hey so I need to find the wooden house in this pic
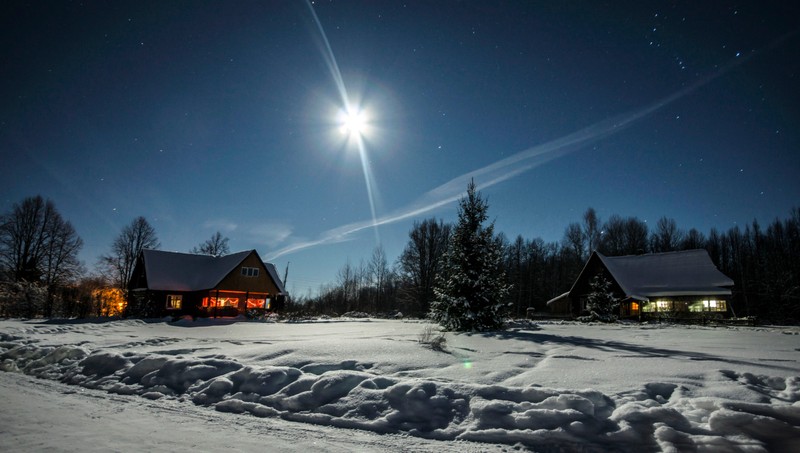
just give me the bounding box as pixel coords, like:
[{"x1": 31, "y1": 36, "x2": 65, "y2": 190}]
[
  {"x1": 547, "y1": 249, "x2": 734, "y2": 320},
  {"x1": 128, "y1": 249, "x2": 286, "y2": 317}
]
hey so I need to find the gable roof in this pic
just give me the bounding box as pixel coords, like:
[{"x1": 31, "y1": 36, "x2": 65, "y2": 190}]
[
  {"x1": 574, "y1": 249, "x2": 733, "y2": 300},
  {"x1": 263, "y1": 262, "x2": 286, "y2": 294},
  {"x1": 139, "y1": 249, "x2": 280, "y2": 292}
]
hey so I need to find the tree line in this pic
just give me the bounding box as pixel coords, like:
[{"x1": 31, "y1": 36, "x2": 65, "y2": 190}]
[
  {"x1": 298, "y1": 205, "x2": 800, "y2": 323},
  {"x1": 2, "y1": 193, "x2": 798, "y2": 322},
  {"x1": 0, "y1": 195, "x2": 231, "y2": 318}
]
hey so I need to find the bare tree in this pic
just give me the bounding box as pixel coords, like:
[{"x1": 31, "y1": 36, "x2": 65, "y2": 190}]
[
  {"x1": 100, "y1": 216, "x2": 159, "y2": 290},
  {"x1": 504, "y1": 235, "x2": 526, "y2": 317},
  {"x1": 368, "y1": 245, "x2": 389, "y2": 313},
  {"x1": 191, "y1": 231, "x2": 230, "y2": 257},
  {"x1": 398, "y1": 218, "x2": 451, "y2": 316},
  {"x1": 562, "y1": 222, "x2": 585, "y2": 261},
  {"x1": 40, "y1": 215, "x2": 84, "y2": 316},
  {"x1": 624, "y1": 217, "x2": 649, "y2": 255},
  {"x1": 336, "y1": 259, "x2": 362, "y2": 313},
  {"x1": 599, "y1": 215, "x2": 648, "y2": 256},
  {"x1": 0, "y1": 195, "x2": 84, "y2": 316},
  {"x1": 650, "y1": 216, "x2": 684, "y2": 253},
  {"x1": 681, "y1": 228, "x2": 707, "y2": 250},
  {"x1": 599, "y1": 214, "x2": 626, "y2": 256},
  {"x1": 582, "y1": 207, "x2": 601, "y2": 255},
  {"x1": 0, "y1": 195, "x2": 55, "y2": 282}
]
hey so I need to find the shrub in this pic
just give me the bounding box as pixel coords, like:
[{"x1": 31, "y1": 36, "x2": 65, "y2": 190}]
[{"x1": 418, "y1": 325, "x2": 447, "y2": 352}]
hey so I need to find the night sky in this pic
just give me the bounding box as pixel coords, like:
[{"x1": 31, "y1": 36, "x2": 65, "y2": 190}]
[{"x1": 2, "y1": 1, "x2": 798, "y2": 295}]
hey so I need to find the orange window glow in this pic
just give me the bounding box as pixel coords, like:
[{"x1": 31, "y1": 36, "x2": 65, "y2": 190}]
[{"x1": 247, "y1": 298, "x2": 265, "y2": 309}]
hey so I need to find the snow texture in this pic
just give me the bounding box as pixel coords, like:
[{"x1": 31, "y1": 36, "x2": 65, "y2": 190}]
[
  {"x1": 597, "y1": 249, "x2": 734, "y2": 298},
  {"x1": 1, "y1": 318, "x2": 799, "y2": 452}
]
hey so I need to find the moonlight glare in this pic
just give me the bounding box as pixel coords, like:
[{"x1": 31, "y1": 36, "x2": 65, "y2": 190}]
[
  {"x1": 340, "y1": 108, "x2": 366, "y2": 136},
  {"x1": 306, "y1": 0, "x2": 381, "y2": 243},
  {"x1": 266, "y1": 44, "x2": 762, "y2": 261}
]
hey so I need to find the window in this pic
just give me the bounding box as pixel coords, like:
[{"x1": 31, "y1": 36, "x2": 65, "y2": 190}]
[
  {"x1": 218, "y1": 297, "x2": 239, "y2": 307},
  {"x1": 241, "y1": 267, "x2": 259, "y2": 277},
  {"x1": 202, "y1": 297, "x2": 240, "y2": 307},
  {"x1": 689, "y1": 300, "x2": 727, "y2": 312},
  {"x1": 166, "y1": 294, "x2": 182, "y2": 310},
  {"x1": 246, "y1": 298, "x2": 265, "y2": 309}
]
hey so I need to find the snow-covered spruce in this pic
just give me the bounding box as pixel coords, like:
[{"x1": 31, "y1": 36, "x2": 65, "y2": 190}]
[
  {"x1": 584, "y1": 273, "x2": 620, "y2": 323},
  {"x1": 430, "y1": 181, "x2": 511, "y2": 332}
]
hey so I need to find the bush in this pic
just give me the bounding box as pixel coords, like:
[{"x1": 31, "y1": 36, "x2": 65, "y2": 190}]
[
  {"x1": 0, "y1": 281, "x2": 47, "y2": 318},
  {"x1": 418, "y1": 325, "x2": 447, "y2": 352}
]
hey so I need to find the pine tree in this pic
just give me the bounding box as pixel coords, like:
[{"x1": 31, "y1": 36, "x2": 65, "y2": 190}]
[
  {"x1": 585, "y1": 273, "x2": 619, "y2": 322},
  {"x1": 430, "y1": 180, "x2": 511, "y2": 331}
]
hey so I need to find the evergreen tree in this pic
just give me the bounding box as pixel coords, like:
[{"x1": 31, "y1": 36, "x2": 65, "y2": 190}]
[
  {"x1": 430, "y1": 180, "x2": 511, "y2": 331},
  {"x1": 585, "y1": 273, "x2": 619, "y2": 322}
]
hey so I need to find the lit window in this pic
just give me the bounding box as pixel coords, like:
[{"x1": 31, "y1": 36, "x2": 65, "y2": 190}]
[
  {"x1": 166, "y1": 294, "x2": 182, "y2": 310},
  {"x1": 246, "y1": 298, "x2": 265, "y2": 309},
  {"x1": 689, "y1": 299, "x2": 727, "y2": 312},
  {"x1": 202, "y1": 297, "x2": 240, "y2": 307},
  {"x1": 218, "y1": 297, "x2": 239, "y2": 307}
]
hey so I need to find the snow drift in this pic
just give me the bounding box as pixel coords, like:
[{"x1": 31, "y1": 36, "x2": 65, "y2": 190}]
[{"x1": 1, "y1": 319, "x2": 799, "y2": 451}]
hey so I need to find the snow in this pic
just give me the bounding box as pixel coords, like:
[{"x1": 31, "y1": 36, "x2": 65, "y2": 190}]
[
  {"x1": 1, "y1": 318, "x2": 799, "y2": 451},
  {"x1": 596, "y1": 249, "x2": 734, "y2": 298}
]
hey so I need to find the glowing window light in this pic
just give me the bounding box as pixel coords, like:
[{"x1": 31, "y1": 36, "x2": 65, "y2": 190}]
[
  {"x1": 93, "y1": 287, "x2": 126, "y2": 317},
  {"x1": 202, "y1": 297, "x2": 240, "y2": 307},
  {"x1": 246, "y1": 298, "x2": 265, "y2": 309},
  {"x1": 656, "y1": 300, "x2": 671, "y2": 310},
  {"x1": 166, "y1": 294, "x2": 182, "y2": 310}
]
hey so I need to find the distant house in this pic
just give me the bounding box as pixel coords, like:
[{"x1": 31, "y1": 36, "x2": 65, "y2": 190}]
[
  {"x1": 128, "y1": 249, "x2": 286, "y2": 317},
  {"x1": 547, "y1": 249, "x2": 734, "y2": 320}
]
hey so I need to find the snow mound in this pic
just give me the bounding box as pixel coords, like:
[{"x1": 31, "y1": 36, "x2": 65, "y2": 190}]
[{"x1": 2, "y1": 331, "x2": 798, "y2": 452}]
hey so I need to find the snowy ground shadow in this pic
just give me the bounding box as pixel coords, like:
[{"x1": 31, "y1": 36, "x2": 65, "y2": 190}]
[{"x1": 472, "y1": 329, "x2": 798, "y2": 372}]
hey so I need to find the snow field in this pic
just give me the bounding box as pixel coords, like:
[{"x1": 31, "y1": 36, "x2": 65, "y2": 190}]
[{"x1": 1, "y1": 319, "x2": 799, "y2": 452}]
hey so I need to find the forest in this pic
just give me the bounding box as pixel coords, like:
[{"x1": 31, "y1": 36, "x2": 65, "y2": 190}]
[
  {"x1": 1, "y1": 195, "x2": 798, "y2": 323},
  {"x1": 296, "y1": 206, "x2": 800, "y2": 323}
]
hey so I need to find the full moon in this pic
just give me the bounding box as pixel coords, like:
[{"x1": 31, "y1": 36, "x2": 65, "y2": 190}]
[{"x1": 340, "y1": 109, "x2": 366, "y2": 136}]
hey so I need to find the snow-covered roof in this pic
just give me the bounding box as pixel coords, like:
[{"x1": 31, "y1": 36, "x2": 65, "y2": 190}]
[
  {"x1": 141, "y1": 249, "x2": 273, "y2": 292},
  {"x1": 597, "y1": 249, "x2": 734, "y2": 299},
  {"x1": 546, "y1": 292, "x2": 570, "y2": 306}
]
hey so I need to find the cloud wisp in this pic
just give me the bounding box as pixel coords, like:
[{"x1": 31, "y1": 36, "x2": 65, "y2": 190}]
[{"x1": 266, "y1": 33, "x2": 775, "y2": 261}]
